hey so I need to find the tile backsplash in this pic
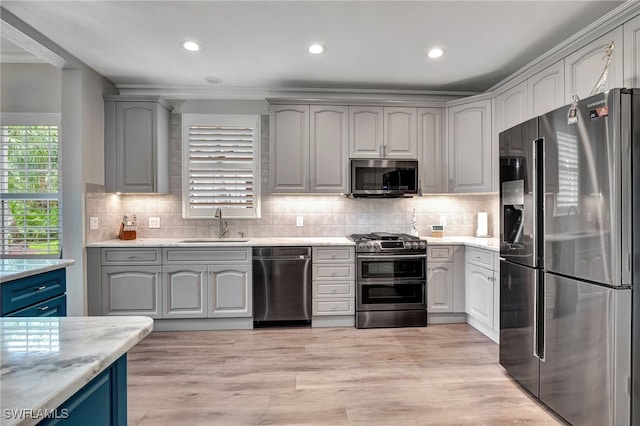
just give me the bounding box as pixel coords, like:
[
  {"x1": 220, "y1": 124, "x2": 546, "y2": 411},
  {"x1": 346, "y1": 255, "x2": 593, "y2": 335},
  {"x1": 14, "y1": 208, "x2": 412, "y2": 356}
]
[{"x1": 86, "y1": 113, "x2": 499, "y2": 243}]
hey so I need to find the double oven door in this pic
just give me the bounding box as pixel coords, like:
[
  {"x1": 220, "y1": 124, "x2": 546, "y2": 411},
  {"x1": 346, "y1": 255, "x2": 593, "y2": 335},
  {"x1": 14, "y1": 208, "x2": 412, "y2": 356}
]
[{"x1": 356, "y1": 253, "x2": 426, "y2": 311}]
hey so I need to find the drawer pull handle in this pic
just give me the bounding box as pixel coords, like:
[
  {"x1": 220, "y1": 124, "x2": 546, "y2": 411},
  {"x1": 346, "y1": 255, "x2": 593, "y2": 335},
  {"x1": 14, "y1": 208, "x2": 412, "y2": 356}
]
[
  {"x1": 38, "y1": 306, "x2": 49, "y2": 311},
  {"x1": 332, "y1": 289, "x2": 337, "y2": 293},
  {"x1": 35, "y1": 285, "x2": 47, "y2": 291},
  {"x1": 127, "y1": 256, "x2": 139, "y2": 259}
]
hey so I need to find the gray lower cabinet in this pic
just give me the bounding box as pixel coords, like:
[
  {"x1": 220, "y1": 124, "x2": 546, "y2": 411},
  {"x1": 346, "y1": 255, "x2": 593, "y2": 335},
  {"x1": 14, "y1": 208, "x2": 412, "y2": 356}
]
[
  {"x1": 162, "y1": 265, "x2": 207, "y2": 318},
  {"x1": 87, "y1": 247, "x2": 252, "y2": 322},
  {"x1": 102, "y1": 266, "x2": 162, "y2": 318},
  {"x1": 208, "y1": 264, "x2": 252, "y2": 318},
  {"x1": 426, "y1": 245, "x2": 465, "y2": 318},
  {"x1": 465, "y1": 246, "x2": 500, "y2": 342}
]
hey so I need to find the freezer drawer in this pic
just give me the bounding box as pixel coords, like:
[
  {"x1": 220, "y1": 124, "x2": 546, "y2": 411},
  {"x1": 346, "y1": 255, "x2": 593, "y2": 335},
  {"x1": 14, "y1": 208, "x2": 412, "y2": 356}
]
[
  {"x1": 540, "y1": 273, "x2": 631, "y2": 426},
  {"x1": 499, "y1": 260, "x2": 539, "y2": 397}
]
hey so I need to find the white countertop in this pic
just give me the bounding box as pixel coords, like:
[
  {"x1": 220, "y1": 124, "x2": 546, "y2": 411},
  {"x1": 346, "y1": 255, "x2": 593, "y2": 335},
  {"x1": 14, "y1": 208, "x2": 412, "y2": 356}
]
[
  {"x1": 86, "y1": 237, "x2": 355, "y2": 248},
  {"x1": 0, "y1": 259, "x2": 76, "y2": 284},
  {"x1": 424, "y1": 236, "x2": 499, "y2": 252},
  {"x1": 86, "y1": 236, "x2": 500, "y2": 251},
  {"x1": 0, "y1": 316, "x2": 153, "y2": 426}
]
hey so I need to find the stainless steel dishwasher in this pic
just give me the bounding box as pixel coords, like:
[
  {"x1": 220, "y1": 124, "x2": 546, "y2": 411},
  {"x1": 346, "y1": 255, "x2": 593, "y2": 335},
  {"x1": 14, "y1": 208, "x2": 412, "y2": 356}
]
[{"x1": 252, "y1": 247, "x2": 312, "y2": 326}]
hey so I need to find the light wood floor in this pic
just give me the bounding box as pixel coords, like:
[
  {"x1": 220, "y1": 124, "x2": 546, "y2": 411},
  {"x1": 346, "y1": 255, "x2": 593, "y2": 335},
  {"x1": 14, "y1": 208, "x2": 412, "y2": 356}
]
[{"x1": 127, "y1": 324, "x2": 563, "y2": 425}]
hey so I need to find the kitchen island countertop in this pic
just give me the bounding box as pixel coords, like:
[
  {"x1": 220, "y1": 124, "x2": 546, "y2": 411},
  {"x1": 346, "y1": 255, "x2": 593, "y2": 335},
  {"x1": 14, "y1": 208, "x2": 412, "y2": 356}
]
[
  {"x1": 0, "y1": 259, "x2": 75, "y2": 284},
  {"x1": 0, "y1": 315, "x2": 153, "y2": 426}
]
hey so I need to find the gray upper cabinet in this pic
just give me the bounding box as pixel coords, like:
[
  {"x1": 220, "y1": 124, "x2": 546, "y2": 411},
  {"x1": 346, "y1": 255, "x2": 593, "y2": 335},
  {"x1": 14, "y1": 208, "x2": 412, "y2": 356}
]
[
  {"x1": 269, "y1": 105, "x2": 310, "y2": 193},
  {"x1": 447, "y1": 99, "x2": 492, "y2": 193},
  {"x1": 494, "y1": 81, "x2": 528, "y2": 134},
  {"x1": 104, "y1": 96, "x2": 172, "y2": 194},
  {"x1": 270, "y1": 104, "x2": 348, "y2": 194},
  {"x1": 528, "y1": 60, "x2": 565, "y2": 117},
  {"x1": 383, "y1": 107, "x2": 418, "y2": 159},
  {"x1": 624, "y1": 14, "x2": 640, "y2": 88},
  {"x1": 310, "y1": 105, "x2": 349, "y2": 193},
  {"x1": 417, "y1": 108, "x2": 444, "y2": 193},
  {"x1": 349, "y1": 106, "x2": 417, "y2": 159},
  {"x1": 564, "y1": 27, "x2": 624, "y2": 103},
  {"x1": 348, "y1": 106, "x2": 384, "y2": 158}
]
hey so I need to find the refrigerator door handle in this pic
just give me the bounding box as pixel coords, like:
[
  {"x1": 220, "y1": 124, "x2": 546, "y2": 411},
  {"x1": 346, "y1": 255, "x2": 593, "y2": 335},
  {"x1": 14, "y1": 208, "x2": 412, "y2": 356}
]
[
  {"x1": 538, "y1": 270, "x2": 546, "y2": 362},
  {"x1": 533, "y1": 138, "x2": 545, "y2": 267},
  {"x1": 533, "y1": 268, "x2": 539, "y2": 361}
]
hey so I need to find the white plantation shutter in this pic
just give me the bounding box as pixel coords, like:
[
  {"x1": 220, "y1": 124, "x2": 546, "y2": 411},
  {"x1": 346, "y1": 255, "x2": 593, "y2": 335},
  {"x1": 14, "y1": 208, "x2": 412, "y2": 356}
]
[{"x1": 182, "y1": 114, "x2": 261, "y2": 219}]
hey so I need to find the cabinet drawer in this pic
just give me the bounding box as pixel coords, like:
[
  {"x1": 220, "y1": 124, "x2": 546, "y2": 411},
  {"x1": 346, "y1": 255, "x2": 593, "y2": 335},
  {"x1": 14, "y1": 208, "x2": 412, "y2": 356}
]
[
  {"x1": 6, "y1": 294, "x2": 66, "y2": 317},
  {"x1": 101, "y1": 248, "x2": 161, "y2": 265},
  {"x1": 312, "y1": 264, "x2": 355, "y2": 280},
  {"x1": 428, "y1": 245, "x2": 454, "y2": 262},
  {"x1": 313, "y1": 281, "x2": 354, "y2": 298},
  {"x1": 312, "y1": 246, "x2": 354, "y2": 263},
  {"x1": 313, "y1": 298, "x2": 355, "y2": 315},
  {"x1": 164, "y1": 248, "x2": 250, "y2": 264},
  {"x1": 1, "y1": 269, "x2": 66, "y2": 315},
  {"x1": 466, "y1": 247, "x2": 495, "y2": 269}
]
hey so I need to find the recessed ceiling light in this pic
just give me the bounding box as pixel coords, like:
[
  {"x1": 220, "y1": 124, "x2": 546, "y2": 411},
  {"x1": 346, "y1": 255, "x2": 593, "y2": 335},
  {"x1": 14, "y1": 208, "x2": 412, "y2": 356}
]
[
  {"x1": 308, "y1": 44, "x2": 326, "y2": 55},
  {"x1": 427, "y1": 48, "x2": 445, "y2": 59},
  {"x1": 181, "y1": 40, "x2": 201, "y2": 52},
  {"x1": 205, "y1": 76, "x2": 222, "y2": 84}
]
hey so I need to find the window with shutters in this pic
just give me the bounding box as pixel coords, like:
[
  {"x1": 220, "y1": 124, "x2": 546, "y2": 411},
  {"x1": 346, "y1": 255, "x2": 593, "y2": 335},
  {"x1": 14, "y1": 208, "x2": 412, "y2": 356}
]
[
  {"x1": 182, "y1": 114, "x2": 261, "y2": 219},
  {"x1": 1, "y1": 114, "x2": 61, "y2": 257}
]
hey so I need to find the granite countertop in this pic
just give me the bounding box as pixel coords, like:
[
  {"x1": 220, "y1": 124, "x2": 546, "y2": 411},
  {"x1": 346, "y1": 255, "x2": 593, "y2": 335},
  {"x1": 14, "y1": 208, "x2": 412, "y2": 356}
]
[
  {"x1": 86, "y1": 237, "x2": 355, "y2": 248},
  {"x1": 0, "y1": 316, "x2": 153, "y2": 426},
  {"x1": 0, "y1": 259, "x2": 76, "y2": 284}
]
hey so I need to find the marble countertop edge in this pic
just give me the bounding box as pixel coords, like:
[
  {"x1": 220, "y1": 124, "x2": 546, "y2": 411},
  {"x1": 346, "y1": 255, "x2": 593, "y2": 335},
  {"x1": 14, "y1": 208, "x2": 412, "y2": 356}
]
[{"x1": 0, "y1": 259, "x2": 76, "y2": 284}]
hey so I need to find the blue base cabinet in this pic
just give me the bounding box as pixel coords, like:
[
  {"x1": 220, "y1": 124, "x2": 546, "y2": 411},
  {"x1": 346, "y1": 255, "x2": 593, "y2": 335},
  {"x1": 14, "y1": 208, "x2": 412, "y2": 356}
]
[
  {"x1": 1, "y1": 269, "x2": 67, "y2": 317},
  {"x1": 38, "y1": 355, "x2": 127, "y2": 426}
]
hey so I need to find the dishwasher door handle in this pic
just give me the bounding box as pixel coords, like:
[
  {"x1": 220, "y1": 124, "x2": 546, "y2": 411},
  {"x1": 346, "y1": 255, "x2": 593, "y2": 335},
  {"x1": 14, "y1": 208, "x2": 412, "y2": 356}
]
[{"x1": 256, "y1": 256, "x2": 311, "y2": 261}]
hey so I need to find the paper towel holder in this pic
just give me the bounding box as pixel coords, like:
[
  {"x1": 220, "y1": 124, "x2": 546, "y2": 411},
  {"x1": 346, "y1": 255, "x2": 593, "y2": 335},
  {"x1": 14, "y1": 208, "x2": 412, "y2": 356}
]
[{"x1": 475, "y1": 210, "x2": 490, "y2": 238}]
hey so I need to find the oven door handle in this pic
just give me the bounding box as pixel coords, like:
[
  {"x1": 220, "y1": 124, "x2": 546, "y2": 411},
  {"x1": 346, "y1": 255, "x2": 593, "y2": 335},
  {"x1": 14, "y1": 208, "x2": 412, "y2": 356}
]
[{"x1": 357, "y1": 254, "x2": 427, "y2": 260}]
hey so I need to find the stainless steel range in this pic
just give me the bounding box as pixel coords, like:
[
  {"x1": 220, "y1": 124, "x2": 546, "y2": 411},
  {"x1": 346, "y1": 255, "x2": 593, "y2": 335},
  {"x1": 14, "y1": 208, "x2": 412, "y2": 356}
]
[{"x1": 348, "y1": 232, "x2": 427, "y2": 328}]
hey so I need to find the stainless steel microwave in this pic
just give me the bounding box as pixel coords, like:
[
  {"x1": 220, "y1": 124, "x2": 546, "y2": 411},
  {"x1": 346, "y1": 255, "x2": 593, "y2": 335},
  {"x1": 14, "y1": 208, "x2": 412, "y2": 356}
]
[{"x1": 350, "y1": 159, "x2": 418, "y2": 197}]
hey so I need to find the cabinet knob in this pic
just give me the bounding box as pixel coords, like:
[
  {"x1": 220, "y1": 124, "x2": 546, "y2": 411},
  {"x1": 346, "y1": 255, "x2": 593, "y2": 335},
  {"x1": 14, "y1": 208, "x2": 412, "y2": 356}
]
[{"x1": 38, "y1": 306, "x2": 49, "y2": 311}]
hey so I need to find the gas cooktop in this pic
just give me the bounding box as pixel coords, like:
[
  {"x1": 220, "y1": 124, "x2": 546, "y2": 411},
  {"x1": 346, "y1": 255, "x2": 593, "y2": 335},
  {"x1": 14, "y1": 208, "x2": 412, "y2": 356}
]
[{"x1": 348, "y1": 232, "x2": 427, "y2": 253}]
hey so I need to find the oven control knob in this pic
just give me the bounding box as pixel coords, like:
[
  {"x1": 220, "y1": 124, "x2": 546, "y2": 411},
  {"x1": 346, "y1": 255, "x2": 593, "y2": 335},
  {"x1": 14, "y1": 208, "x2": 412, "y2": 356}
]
[
  {"x1": 365, "y1": 243, "x2": 372, "y2": 249},
  {"x1": 419, "y1": 242, "x2": 426, "y2": 249},
  {"x1": 373, "y1": 243, "x2": 381, "y2": 251},
  {"x1": 358, "y1": 243, "x2": 365, "y2": 250},
  {"x1": 411, "y1": 242, "x2": 418, "y2": 249}
]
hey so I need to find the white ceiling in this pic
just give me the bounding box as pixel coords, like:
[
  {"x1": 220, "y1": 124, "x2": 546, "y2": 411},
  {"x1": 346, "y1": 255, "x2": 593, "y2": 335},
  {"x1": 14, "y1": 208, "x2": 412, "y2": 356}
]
[{"x1": 0, "y1": 1, "x2": 627, "y2": 96}]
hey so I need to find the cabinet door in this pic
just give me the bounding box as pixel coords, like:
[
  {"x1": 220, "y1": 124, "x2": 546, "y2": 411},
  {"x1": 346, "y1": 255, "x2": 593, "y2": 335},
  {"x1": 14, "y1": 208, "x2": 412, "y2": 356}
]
[
  {"x1": 528, "y1": 60, "x2": 565, "y2": 117},
  {"x1": 383, "y1": 107, "x2": 417, "y2": 159},
  {"x1": 270, "y1": 105, "x2": 310, "y2": 192},
  {"x1": 427, "y1": 262, "x2": 453, "y2": 313},
  {"x1": 624, "y1": 15, "x2": 640, "y2": 88},
  {"x1": 349, "y1": 106, "x2": 384, "y2": 158},
  {"x1": 418, "y1": 108, "x2": 444, "y2": 193},
  {"x1": 447, "y1": 99, "x2": 492, "y2": 193},
  {"x1": 494, "y1": 81, "x2": 528, "y2": 134},
  {"x1": 208, "y1": 265, "x2": 252, "y2": 318},
  {"x1": 102, "y1": 266, "x2": 162, "y2": 318},
  {"x1": 310, "y1": 105, "x2": 349, "y2": 193},
  {"x1": 162, "y1": 266, "x2": 207, "y2": 318},
  {"x1": 116, "y1": 102, "x2": 156, "y2": 193},
  {"x1": 466, "y1": 263, "x2": 494, "y2": 329},
  {"x1": 564, "y1": 27, "x2": 624, "y2": 103}
]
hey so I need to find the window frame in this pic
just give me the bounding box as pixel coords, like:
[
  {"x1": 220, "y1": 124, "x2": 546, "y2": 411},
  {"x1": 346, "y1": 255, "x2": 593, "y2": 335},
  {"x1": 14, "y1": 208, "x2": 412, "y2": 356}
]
[
  {"x1": 0, "y1": 113, "x2": 62, "y2": 258},
  {"x1": 181, "y1": 114, "x2": 261, "y2": 220}
]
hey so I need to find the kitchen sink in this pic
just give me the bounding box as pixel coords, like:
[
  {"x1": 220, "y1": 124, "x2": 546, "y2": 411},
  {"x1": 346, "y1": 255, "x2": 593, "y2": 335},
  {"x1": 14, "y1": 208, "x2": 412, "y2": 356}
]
[{"x1": 178, "y1": 238, "x2": 249, "y2": 243}]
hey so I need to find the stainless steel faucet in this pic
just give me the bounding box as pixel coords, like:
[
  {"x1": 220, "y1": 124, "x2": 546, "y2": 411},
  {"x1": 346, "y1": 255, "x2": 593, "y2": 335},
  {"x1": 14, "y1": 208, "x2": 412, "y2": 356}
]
[{"x1": 214, "y1": 208, "x2": 229, "y2": 238}]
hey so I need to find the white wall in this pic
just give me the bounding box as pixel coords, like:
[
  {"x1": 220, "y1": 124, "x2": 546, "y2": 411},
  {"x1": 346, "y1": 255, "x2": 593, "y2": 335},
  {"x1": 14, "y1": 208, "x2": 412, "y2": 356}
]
[{"x1": 0, "y1": 63, "x2": 61, "y2": 113}]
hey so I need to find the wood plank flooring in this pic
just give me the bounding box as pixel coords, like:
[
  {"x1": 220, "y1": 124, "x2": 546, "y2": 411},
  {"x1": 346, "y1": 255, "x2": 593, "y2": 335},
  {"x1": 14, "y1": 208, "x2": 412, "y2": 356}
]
[{"x1": 127, "y1": 324, "x2": 563, "y2": 425}]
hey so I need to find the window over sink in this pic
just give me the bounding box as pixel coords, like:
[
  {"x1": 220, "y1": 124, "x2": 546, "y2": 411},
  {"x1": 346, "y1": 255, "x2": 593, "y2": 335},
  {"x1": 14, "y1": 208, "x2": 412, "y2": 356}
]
[{"x1": 181, "y1": 114, "x2": 261, "y2": 219}]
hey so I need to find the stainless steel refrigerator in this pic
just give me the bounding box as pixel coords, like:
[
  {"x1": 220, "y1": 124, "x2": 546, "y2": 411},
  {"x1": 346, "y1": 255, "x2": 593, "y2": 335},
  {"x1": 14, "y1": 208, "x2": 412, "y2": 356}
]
[{"x1": 499, "y1": 88, "x2": 638, "y2": 425}]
